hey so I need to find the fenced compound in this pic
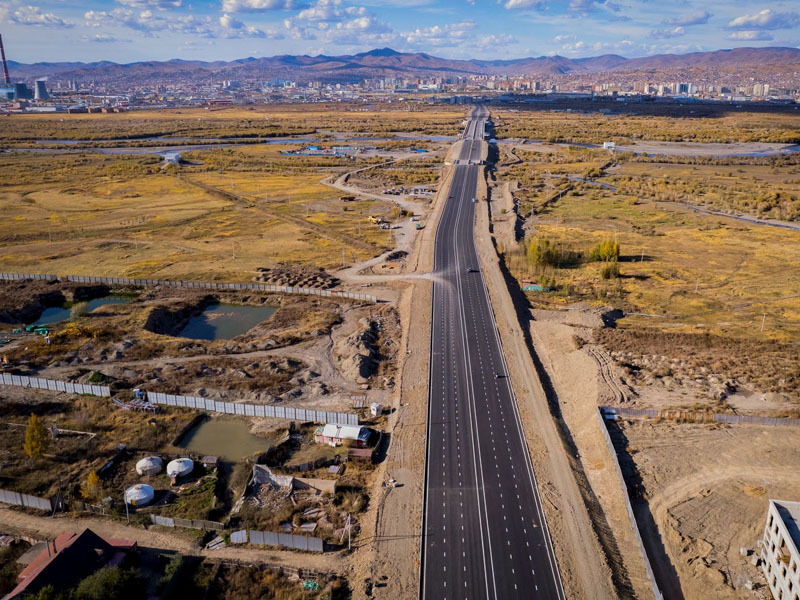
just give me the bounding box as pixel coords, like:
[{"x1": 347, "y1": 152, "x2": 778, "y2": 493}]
[
  {"x1": 244, "y1": 529, "x2": 324, "y2": 553},
  {"x1": 149, "y1": 514, "x2": 224, "y2": 531},
  {"x1": 0, "y1": 373, "x2": 110, "y2": 397},
  {"x1": 0, "y1": 488, "x2": 57, "y2": 512},
  {"x1": 596, "y1": 409, "x2": 664, "y2": 600},
  {"x1": 146, "y1": 391, "x2": 359, "y2": 426},
  {"x1": 601, "y1": 406, "x2": 800, "y2": 428},
  {"x1": 0, "y1": 272, "x2": 377, "y2": 303}
]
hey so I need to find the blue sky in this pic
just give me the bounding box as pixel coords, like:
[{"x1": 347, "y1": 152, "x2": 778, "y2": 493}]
[{"x1": 1, "y1": 0, "x2": 799, "y2": 63}]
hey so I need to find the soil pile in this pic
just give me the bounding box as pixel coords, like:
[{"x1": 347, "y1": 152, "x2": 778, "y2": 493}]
[
  {"x1": 333, "y1": 317, "x2": 379, "y2": 382},
  {"x1": 253, "y1": 264, "x2": 338, "y2": 289}
]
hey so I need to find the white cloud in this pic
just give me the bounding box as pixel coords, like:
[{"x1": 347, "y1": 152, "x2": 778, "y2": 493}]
[
  {"x1": 403, "y1": 20, "x2": 476, "y2": 48},
  {"x1": 728, "y1": 9, "x2": 800, "y2": 31},
  {"x1": 503, "y1": 0, "x2": 543, "y2": 9},
  {"x1": 84, "y1": 7, "x2": 217, "y2": 37},
  {"x1": 651, "y1": 26, "x2": 684, "y2": 39},
  {"x1": 476, "y1": 33, "x2": 517, "y2": 49},
  {"x1": 81, "y1": 33, "x2": 119, "y2": 43},
  {"x1": 116, "y1": 0, "x2": 183, "y2": 8},
  {"x1": 219, "y1": 12, "x2": 276, "y2": 37},
  {"x1": 222, "y1": 0, "x2": 297, "y2": 11},
  {"x1": 664, "y1": 10, "x2": 710, "y2": 27},
  {"x1": 8, "y1": 5, "x2": 74, "y2": 28},
  {"x1": 726, "y1": 30, "x2": 774, "y2": 41}
]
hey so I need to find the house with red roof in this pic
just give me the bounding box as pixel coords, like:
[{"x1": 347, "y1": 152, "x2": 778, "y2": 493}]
[{"x1": 4, "y1": 529, "x2": 137, "y2": 599}]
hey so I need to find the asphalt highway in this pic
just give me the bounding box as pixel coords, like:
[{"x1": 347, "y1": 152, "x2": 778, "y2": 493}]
[{"x1": 420, "y1": 108, "x2": 565, "y2": 600}]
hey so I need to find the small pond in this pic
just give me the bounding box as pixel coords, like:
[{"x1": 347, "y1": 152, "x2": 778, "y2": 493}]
[
  {"x1": 177, "y1": 419, "x2": 268, "y2": 460},
  {"x1": 31, "y1": 296, "x2": 132, "y2": 326},
  {"x1": 178, "y1": 303, "x2": 276, "y2": 341}
]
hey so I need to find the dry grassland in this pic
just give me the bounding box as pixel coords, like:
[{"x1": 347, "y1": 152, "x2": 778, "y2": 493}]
[
  {"x1": 0, "y1": 150, "x2": 393, "y2": 278},
  {"x1": 494, "y1": 109, "x2": 800, "y2": 144}
]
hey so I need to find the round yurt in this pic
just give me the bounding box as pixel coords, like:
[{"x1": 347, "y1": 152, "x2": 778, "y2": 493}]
[
  {"x1": 125, "y1": 484, "x2": 154, "y2": 506},
  {"x1": 136, "y1": 456, "x2": 163, "y2": 476},
  {"x1": 167, "y1": 458, "x2": 194, "y2": 481}
]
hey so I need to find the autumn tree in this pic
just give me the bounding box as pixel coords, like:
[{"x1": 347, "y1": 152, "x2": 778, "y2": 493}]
[
  {"x1": 24, "y1": 414, "x2": 50, "y2": 459},
  {"x1": 80, "y1": 472, "x2": 101, "y2": 501}
]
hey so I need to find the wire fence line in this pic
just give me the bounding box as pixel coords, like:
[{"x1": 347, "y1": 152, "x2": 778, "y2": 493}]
[
  {"x1": 0, "y1": 488, "x2": 57, "y2": 512},
  {"x1": 0, "y1": 375, "x2": 358, "y2": 426},
  {"x1": 0, "y1": 272, "x2": 377, "y2": 303},
  {"x1": 600, "y1": 405, "x2": 800, "y2": 428},
  {"x1": 0, "y1": 373, "x2": 110, "y2": 397},
  {"x1": 146, "y1": 392, "x2": 359, "y2": 426},
  {"x1": 243, "y1": 529, "x2": 324, "y2": 553},
  {"x1": 149, "y1": 514, "x2": 224, "y2": 531},
  {"x1": 596, "y1": 409, "x2": 664, "y2": 600}
]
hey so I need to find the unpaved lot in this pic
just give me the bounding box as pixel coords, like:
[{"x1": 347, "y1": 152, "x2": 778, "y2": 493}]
[{"x1": 617, "y1": 420, "x2": 800, "y2": 599}]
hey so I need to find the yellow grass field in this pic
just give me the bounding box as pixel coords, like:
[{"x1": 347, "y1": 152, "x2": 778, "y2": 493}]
[{"x1": 0, "y1": 150, "x2": 395, "y2": 279}]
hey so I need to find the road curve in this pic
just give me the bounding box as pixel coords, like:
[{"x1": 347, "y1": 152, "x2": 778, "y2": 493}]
[{"x1": 420, "y1": 107, "x2": 565, "y2": 600}]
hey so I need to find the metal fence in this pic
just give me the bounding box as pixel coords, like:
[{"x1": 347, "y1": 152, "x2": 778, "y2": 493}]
[
  {"x1": 0, "y1": 272, "x2": 377, "y2": 303},
  {"x1": 0, "y1": 373, "x2": 110, "y2": 397},
  {"x1": 149, "y1": 514, "x2": 224, "y2": 531},
  {"x1": 596, "y1": 409, "x2": 664, "y2": 600},
  {"x1": 0, "y1": 488, "x2": 55, "y2": 512},
  {"x1": 146, "y1": 391, "x2": 359, "y2": 426},
  {"x1": 247, "y1": 529, "x2": 324, "y2": 553},
  {"x1": 601, "y1": 406, "x2": 800, "y2": 428}
]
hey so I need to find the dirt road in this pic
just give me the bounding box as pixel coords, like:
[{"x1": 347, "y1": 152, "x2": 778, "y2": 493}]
[{"x1": 0, "y1": 507, "x2": 342, "y2": 573}]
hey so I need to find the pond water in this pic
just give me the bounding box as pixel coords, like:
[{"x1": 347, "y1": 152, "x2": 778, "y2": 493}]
[
  {"x1": 178, "y1": 303, "x2": 276, "y2": 341},
  {"x1": 177, "y1": 419, "x2": 268, "y2": 460},
  {"x1": 31, "y1": 296, "x2": 131, "y2": 326}
]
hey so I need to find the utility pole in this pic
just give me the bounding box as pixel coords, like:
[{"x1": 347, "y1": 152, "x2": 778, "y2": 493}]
[
  {"x1": 761, "y1": 313, "x2": 766, "y2": 333},
  {"x1": 124, "y1": 487, "x2": 130, "y2": 525},
  {"x1": 695, "y1": 278, "x2": 699, "y2": 293},
  {"x1": 341, "y1": 247, "x2": 345, "y2": 268},
  {"x1": 640, "y1": 248, "x2": 644, "y2": 263}
]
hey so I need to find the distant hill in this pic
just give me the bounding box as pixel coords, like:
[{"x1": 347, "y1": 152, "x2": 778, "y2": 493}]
[{"x1": 7, "y1": 46, "x2": 800, "y2": 84}]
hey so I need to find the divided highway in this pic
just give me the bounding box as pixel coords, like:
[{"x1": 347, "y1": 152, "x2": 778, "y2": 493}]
[{"x1": 420, "y1": 108, "x2": 565, "y2": 599}]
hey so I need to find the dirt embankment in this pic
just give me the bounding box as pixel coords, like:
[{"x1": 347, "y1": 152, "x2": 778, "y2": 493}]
[{"x1": 143, "y1": 295, "x2": 216, "y2": 336}]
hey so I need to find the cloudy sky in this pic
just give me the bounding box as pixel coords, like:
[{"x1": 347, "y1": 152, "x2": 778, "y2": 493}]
[{"x1": 1, "y1": 0, "x2": 799, "y2": 63}]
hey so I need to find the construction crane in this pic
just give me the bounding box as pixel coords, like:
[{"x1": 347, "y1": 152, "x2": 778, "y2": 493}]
[{"x1": 0, "y1": 34, "x2": 9, "y2": 85}]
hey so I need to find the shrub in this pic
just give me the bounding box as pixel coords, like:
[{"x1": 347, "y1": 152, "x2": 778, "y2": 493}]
[
  {"x1": 589, "y1": 237, "x2": 620, "y2": 262},
  {"x1": 601, "y1": 261, "x2": 620, "y2": 279},
  {"x1": 526, "y1": 237, "x2": 559, "y2": 269}
]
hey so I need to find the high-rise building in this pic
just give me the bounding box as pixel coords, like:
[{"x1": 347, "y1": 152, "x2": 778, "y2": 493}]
[
  {"x1": 34, "y1": 80, "x2": 49, "y2": 100},
  {"x1": 14, "y1": 82, "x2": 29, "y2": 100}
]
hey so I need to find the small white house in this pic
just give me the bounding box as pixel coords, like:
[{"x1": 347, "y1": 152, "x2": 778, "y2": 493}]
[
  {"x1": 602, "y1": 141, "x2": 616, "y2": 151},
  {"x1": 135, "y1": 456, "x2": 163, "y2": 476}
]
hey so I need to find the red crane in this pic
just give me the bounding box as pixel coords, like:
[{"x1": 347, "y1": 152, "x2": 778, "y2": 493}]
[{"x1": 0, "y1": 34, "x2": 10, "y2": 85}]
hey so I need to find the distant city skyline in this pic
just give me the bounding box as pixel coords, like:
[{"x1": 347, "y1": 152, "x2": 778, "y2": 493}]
[{"x1": 0, "y1": 0, "x2": 799, "y2": 63}]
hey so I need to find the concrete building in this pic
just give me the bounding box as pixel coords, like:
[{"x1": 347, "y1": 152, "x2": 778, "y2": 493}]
[
  {"x1": 34, "y1": 80, "x2": 48, "y2": 101},
  {"x1": 760, "y1": 499, "x2": 800, "y2": 600}
]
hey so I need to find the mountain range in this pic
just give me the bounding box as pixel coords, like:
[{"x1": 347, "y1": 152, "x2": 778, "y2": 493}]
[{"x1": 7, "y1": 46, "x2": 800, "y2": 84}]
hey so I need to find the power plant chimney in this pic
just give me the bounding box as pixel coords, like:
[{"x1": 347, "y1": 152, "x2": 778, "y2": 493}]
[{"x1": 0, "y1": 33, "x2": 10, "y2": 85}]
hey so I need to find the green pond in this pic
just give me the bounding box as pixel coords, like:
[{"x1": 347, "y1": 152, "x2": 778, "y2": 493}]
[
  {"x1": 177, "y1": 419, "x2": 268, "y2": 460},
  {"x1": 30, "y1": 296, "x2": 132, "y2": 326}
]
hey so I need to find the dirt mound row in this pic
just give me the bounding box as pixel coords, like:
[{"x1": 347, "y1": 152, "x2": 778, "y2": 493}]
[{"x1": 253, "y1": 264, "x2": 338, "y2": 290}]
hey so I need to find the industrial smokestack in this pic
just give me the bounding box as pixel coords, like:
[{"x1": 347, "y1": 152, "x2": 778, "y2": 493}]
[{"x1": 0, "y1": 34, "x2": 10, "y2": 85}]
